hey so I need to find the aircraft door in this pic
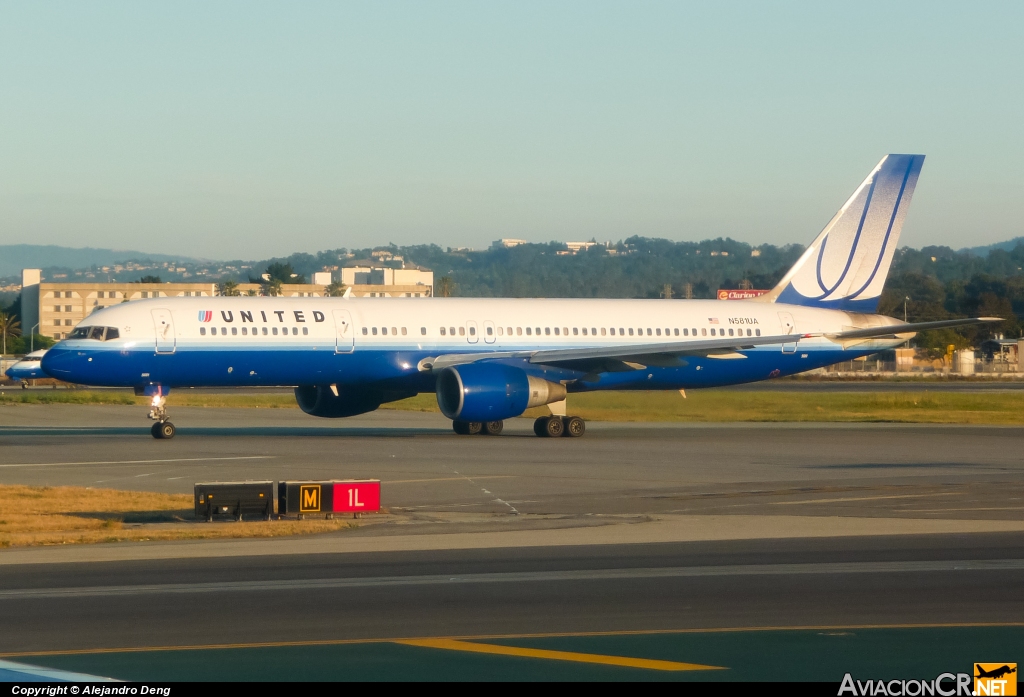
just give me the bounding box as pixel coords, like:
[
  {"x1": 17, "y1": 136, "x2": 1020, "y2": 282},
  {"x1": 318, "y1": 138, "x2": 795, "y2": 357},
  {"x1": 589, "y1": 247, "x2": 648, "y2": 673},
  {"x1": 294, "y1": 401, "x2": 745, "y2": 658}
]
[
  {"x1": 778, "y1": 311, "x2": 797, "y2": 353},
  {"x1": 483, "y1": 320, "x2": 496, "y2": 344},
  {"x1": 151, "y1": 309, "x2": 176, "y2": 354},
  {"x1": 466, "y1": 320, "x2": 479, "y2": 344},
  {"x1": 333, "y1": 309, "x2": 354, "y2": 353}
]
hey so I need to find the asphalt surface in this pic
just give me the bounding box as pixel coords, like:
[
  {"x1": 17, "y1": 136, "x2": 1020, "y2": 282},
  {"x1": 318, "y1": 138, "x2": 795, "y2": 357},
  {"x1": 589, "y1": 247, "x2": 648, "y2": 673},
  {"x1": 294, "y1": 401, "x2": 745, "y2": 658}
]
[
  {"x1": 1, "y1": 404, "x2": 1022, "y2": 680},
  {"x1": 2, "y1": 533, "x2": 1022, "y2": 653}
]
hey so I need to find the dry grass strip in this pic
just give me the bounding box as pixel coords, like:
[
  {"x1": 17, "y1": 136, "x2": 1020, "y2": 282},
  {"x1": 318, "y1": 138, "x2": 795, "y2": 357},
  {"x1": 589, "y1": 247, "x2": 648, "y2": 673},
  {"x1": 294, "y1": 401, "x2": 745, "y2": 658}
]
[{"x1": 0, "y1": 485, "x2": 355, "y2": 547}]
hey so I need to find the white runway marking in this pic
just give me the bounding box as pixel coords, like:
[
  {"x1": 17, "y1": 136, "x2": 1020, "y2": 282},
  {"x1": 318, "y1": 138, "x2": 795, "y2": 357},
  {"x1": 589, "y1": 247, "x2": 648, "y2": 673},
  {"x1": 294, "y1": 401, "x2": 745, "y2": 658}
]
[
  {"x1": 2, "y1": 559, "x2": 1022, "y2": 600},
  {"x1": 0, "y1": 456, "x2": 273, "y2": 469}
]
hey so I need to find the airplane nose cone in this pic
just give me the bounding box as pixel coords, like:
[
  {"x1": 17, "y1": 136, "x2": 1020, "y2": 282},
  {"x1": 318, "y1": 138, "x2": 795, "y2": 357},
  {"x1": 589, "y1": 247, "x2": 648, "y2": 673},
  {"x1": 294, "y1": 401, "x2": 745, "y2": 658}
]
[{"x1": 40, "y1": 345, "x2": 77, "y2": 379}]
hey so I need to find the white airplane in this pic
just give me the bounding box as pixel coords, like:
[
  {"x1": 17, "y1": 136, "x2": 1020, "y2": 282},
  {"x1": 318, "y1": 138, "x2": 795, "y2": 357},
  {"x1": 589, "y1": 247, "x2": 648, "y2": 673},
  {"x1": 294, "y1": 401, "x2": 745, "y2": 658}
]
[
  {"x1": 41, "y1": 154, "x2": 997, "y2": 439},
  {"x1": 5, "y1": 349, "x2": 49, "y2": 386}
]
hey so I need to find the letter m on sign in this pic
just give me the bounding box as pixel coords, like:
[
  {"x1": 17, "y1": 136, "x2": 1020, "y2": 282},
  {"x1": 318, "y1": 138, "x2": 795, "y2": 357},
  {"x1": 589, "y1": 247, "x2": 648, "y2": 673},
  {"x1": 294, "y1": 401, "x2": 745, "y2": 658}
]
[{"x1": 300, "y1": 485, "x2": 321, "y2": 513}]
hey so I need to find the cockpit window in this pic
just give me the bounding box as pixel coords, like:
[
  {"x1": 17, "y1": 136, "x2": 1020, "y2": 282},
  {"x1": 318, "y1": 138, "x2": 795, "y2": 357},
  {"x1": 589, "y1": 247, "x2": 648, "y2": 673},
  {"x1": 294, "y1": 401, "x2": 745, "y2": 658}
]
[{"x1": 68, "y1": 326, "x2": 120, "y2": 341}]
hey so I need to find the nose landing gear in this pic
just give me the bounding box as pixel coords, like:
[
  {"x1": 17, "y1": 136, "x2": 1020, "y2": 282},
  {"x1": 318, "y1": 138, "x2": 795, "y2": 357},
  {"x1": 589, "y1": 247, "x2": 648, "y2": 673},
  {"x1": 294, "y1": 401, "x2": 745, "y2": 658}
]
[{"x1": 148, "y1": 395, "x2": 176, "y2": 439}]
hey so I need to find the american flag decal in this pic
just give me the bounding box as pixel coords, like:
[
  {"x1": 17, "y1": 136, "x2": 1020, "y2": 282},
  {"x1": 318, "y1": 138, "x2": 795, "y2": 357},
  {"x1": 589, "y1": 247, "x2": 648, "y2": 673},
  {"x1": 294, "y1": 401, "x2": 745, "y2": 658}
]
[
  {"x1": 708, "y1": 317, "x2": 719, "y2": 324},
  {"x1": 198, "y1": 311, "x2": 212, "y2": 322}
]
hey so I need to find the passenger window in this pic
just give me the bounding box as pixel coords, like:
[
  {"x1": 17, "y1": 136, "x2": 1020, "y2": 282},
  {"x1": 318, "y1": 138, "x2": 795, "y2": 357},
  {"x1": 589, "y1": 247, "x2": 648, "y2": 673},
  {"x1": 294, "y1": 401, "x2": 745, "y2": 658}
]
[
  {"x1": 450, "y1": 327, "x2": 456, "y2": 335},
  {"x1": 647, "y1": 328, "x2": 652, "y2": 336},
  {"x1": 421, "y1": 327, "x2": 426, "y2": 335},
  {"x1": 362, "y1": 327, "x2": 369, "y2": 335},
  {"x1": 232, "y1": 327, "x2": 238, "y2": 335},
  {"x1": 272, "y1": 327, "x2": 279, "y2": 336},
  {"x1": 486, "y1": 326, "x2": 493, "y2": 335},
  {"x1": 459, "y1": 327, "x2": 466, "y2": 336},
  {"x1": 554, "y1": 327, "x2": 559, "y2": 336},
  {"x1": 497, "y1": 327, "x2": 503, "y2": 336},
  {"x1": 526, "y1": 327, "x2": 532, "y2": 335},
  {"x1": 372, "y1": 327, "x2": 377, "y2": 335},
  {"x1": 200, "y1": 327, "x2": 206, "y2": 336},
  {"x1": 440, "y1": 327, "x2": 446, "y2": 335},
  {"x1": 563, "y1": 327, "x2": 568, "y2": 335},
  {"x1": 303, "y1": 327, "x2": 308, "y2": 335},
  {"x1": 545, "y1": 327, "x2": 551, "y2": 335},
  {"x1": 517, "y1": 327, "x2": 523, "y2": 335},
  {"x1": 401, "y1": 327, "x2": 407, "y2": 335},
  {"x1": 756, "y1": 329, "x2": 761, "y2": 336},
  {"x1": 674, "y1": 328, "x2": 679, "y2": 336},
  {"x1": 628, "y1": 328, "x2": 634, "y2": 336},
  {"x1": 241, "y1": 327, "x2": 247, "y2": 335},
  {"x1": 702, "y1": 328, "x2": 707, "y2": 336},
  {"x1": 710, "y1": 328, "x2": 716, "y2": 336},
  {"x1": 392, "y1": 327, "x2": 397, "y2": 335},
  {"x1": 619, "y1": 328, "x2": 625, "y2": 335},
  {"x1": 576, "y1": 328, "x2": 581, "y2": 335},
  {"x1": 382, "y1": 327, "x2": 387, "y2": 335},
  {"x1": 746, "y1": 329, "x2": 751, "y2": 336},
  {"x1": 656, "y1": 328, "x2": 661, "y2": 336},
  {"x1": 728, "y1": 328, "x2": 734, "y2": 336},
  {"x1": 469, "y1": 327, "x2": 476, "y2": 336},
  {"x1": 293, "y1": 327, "x2": 298, "y2": 335},
  {"x1": 601, "y1": 328, "x2": 606, "y2": 336},
  {"x1": 682, "y1": 328, "x2": 688, "y2": 336}
]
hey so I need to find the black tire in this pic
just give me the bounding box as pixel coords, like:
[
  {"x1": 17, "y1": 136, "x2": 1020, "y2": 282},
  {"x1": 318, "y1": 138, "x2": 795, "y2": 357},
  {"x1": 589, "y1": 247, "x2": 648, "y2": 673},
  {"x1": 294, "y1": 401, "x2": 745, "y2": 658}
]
[
  {"x1": 159, "y1": 422, "x2": 176, "y2": 439},
  {"x1": 544, "y1": 415, "x2": 564, "y2": 438},
  {"x1": 151, "y1": 422, "x2": 163, "y2": 439},
  {"x1": 453, "y1": 420, "x2": 470, "y2": 435},
  {"x1": 482, "y1": 420, "x2": 504, "y2": 436},
  {"x1": 563, "y1": 416, "x2": 586, "y2": 438},
  {"x1": 533, "y1": 417, "x2": 549, "y2": 437},
  {"x1": 466, "y1": 421, "x2": 483, "y2": 435}
]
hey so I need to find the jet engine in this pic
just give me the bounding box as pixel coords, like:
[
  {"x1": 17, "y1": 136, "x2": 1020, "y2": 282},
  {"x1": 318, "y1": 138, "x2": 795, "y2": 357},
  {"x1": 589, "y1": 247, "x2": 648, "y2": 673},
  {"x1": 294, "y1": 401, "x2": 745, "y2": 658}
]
[
  {"x1": 435, "y1": 364, "x2": 566, "y2": 422},
  {"x1": 294, "y1": 385, "x2": 384, "y2": 418}
]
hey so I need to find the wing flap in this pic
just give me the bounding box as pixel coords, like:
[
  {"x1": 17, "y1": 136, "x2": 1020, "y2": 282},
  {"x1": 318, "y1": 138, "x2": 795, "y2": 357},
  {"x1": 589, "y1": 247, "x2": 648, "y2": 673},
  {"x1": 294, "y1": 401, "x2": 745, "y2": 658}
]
[{"x1": 827, "y1": 317, "x2": 1001, "y2": 340}]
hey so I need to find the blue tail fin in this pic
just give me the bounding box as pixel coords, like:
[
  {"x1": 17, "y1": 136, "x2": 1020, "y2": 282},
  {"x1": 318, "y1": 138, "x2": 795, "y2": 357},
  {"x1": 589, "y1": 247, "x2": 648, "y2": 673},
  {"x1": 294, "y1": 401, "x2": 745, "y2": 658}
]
[{"x1": 761, "y1": 154, "x2": 925, "y2": 312}]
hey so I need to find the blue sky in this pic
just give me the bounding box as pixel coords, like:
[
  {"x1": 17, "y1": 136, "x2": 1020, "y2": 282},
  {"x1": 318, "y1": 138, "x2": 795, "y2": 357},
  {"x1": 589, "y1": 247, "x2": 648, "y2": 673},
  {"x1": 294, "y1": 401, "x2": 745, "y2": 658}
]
[{"x1": 1, "y1": 1, "x2": 1021, "y2": 259}]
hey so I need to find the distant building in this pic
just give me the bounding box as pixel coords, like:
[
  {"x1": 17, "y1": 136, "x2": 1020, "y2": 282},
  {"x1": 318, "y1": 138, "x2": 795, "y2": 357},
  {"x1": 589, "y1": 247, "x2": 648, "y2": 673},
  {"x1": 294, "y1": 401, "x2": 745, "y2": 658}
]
[
  {"x1": 492, "y1": 239, "x2": 528, "y2": 249},
  {"x1": 565, "y1": 241, "x2": 599, "y2": 253},
  {"x1": 340, "y1": 266, "x2": 433, "y2": 297}
]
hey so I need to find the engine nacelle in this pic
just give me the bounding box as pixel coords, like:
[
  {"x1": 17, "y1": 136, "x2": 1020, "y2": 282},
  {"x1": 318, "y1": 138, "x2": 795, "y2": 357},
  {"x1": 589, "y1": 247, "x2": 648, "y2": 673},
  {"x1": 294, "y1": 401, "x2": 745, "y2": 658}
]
[
  {"x1": 295, "y1": 385, "x2": 382, "y2": 418},
  {"x1": 435, "y1": 364, "x2": 567, "y2": 422}
]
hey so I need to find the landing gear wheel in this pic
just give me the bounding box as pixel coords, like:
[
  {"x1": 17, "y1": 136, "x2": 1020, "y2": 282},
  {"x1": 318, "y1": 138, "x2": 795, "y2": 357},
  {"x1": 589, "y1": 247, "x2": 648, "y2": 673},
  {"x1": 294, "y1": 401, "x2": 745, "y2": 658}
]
[
  {"x1": 482, "y1": 420, "x2": 504, "y2": 436},
  {"x1": 543, "y1": 416, "x2": 564, "y2": 438},
  {"x1": 562, "y1": 416, "x2": 586, "y2": 437},
  {"x1": 151, "y1": 422, "x2": 163, "y2": 439},
  {"x1": 157, "y1": 422, "x2": 176, "y2": 439},
  {"x1": 453, "y1": 420, "x2": 484, "y2": 435}
]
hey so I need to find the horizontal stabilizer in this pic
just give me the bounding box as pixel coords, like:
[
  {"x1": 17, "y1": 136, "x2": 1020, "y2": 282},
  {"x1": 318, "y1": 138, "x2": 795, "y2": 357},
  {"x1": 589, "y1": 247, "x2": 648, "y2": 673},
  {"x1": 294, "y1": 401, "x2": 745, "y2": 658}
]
[{"x1": 825, "y1": 317, "x2": 1002, "y2": 341}]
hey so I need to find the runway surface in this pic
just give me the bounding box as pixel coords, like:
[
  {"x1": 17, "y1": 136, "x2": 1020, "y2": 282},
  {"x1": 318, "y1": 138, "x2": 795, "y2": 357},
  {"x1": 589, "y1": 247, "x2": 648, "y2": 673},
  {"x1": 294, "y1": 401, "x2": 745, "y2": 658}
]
[
  {"x1": 1, "y1": 404, "x2": 1022, "y2": 680},
  {"x1": 1, "y1": 534, "x2": 1022, "y2": 680}
]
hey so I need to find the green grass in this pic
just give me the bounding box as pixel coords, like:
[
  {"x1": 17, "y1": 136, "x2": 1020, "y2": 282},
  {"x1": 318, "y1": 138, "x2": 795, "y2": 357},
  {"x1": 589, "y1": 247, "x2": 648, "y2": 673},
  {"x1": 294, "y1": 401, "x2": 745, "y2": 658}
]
[{"x1": 2, "y1": 388, "x2": 1021, "y2": 424}]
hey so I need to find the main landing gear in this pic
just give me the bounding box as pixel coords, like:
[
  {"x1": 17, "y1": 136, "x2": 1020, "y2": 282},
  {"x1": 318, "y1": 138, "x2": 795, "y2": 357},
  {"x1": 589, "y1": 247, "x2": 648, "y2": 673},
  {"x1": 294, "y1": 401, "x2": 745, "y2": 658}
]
[
  {"x1": 452, "y1": 420, "x2": 504, "y2": 436},
  {"x1": 451, "y1": 416, "x2": 585, "y2": 437},
  {"x1": 148, "y1": 395, "x2": 176, "y2": 439},
  {"x1": 533, "y1": 415, "x2": 585, "y2": 438}
]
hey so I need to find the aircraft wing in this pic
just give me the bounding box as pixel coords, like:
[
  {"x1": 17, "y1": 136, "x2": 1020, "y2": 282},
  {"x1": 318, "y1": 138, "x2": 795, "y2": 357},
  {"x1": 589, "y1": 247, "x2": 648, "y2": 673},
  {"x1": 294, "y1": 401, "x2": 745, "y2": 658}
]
[
  {"x1": 426, "y1": 332, "x2": 807, "y2": 372},
  {"x1": 825, "y1": 317, "x2": 1002, "y2": 341}
]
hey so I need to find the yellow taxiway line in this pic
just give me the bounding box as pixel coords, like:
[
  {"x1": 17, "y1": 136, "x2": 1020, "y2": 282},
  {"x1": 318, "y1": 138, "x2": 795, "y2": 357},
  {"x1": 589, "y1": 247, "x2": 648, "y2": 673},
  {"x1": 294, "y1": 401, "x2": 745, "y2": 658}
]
[
  {"x1": 2, "y1": 622, "x2": 1021, "y2": 660},
  {"x1": 394, "y1": 638, "x2": 723, "y2": 671}
]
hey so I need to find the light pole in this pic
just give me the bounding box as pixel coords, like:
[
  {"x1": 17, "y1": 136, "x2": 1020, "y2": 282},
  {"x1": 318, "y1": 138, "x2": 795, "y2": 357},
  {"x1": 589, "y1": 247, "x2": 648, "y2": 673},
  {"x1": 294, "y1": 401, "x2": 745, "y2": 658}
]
[
  {"x1": 904, "y1": 297, "x2": 910, "y2": 348},
  {"x1": 29, "y1": 323, "x2": 39, "y2": 352}
]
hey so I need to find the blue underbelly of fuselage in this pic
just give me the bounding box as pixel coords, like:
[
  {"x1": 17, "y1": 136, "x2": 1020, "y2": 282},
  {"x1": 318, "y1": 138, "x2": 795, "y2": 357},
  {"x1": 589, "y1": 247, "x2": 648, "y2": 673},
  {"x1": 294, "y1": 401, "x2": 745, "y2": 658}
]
[{"x1": 41, "y1": 343, "x2": 874, "y2": 393}]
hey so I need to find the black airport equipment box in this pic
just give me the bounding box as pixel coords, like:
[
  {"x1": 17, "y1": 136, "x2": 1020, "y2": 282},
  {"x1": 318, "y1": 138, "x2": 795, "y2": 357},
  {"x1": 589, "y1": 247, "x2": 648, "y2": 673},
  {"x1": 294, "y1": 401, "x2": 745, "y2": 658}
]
[
  {"x1": 195, "y1": 481, "x2": 274, "y2": 521},
  {"x1": 278, "y1": 480, "x2": 381, "y2": 519}
]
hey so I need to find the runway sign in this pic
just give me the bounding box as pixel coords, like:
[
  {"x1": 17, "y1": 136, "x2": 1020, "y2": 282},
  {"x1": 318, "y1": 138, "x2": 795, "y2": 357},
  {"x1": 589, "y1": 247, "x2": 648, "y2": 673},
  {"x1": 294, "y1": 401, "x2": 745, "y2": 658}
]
[{"x1": 279, "y1": 480, "x2": 381, "y2": 517}]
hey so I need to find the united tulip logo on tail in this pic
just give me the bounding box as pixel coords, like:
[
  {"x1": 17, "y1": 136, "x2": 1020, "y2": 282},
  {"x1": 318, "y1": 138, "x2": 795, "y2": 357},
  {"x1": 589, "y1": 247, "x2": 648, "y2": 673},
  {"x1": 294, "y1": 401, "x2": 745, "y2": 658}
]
[{"x1": 198, "y1": 311, "x2": 212, "y2": 322}]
